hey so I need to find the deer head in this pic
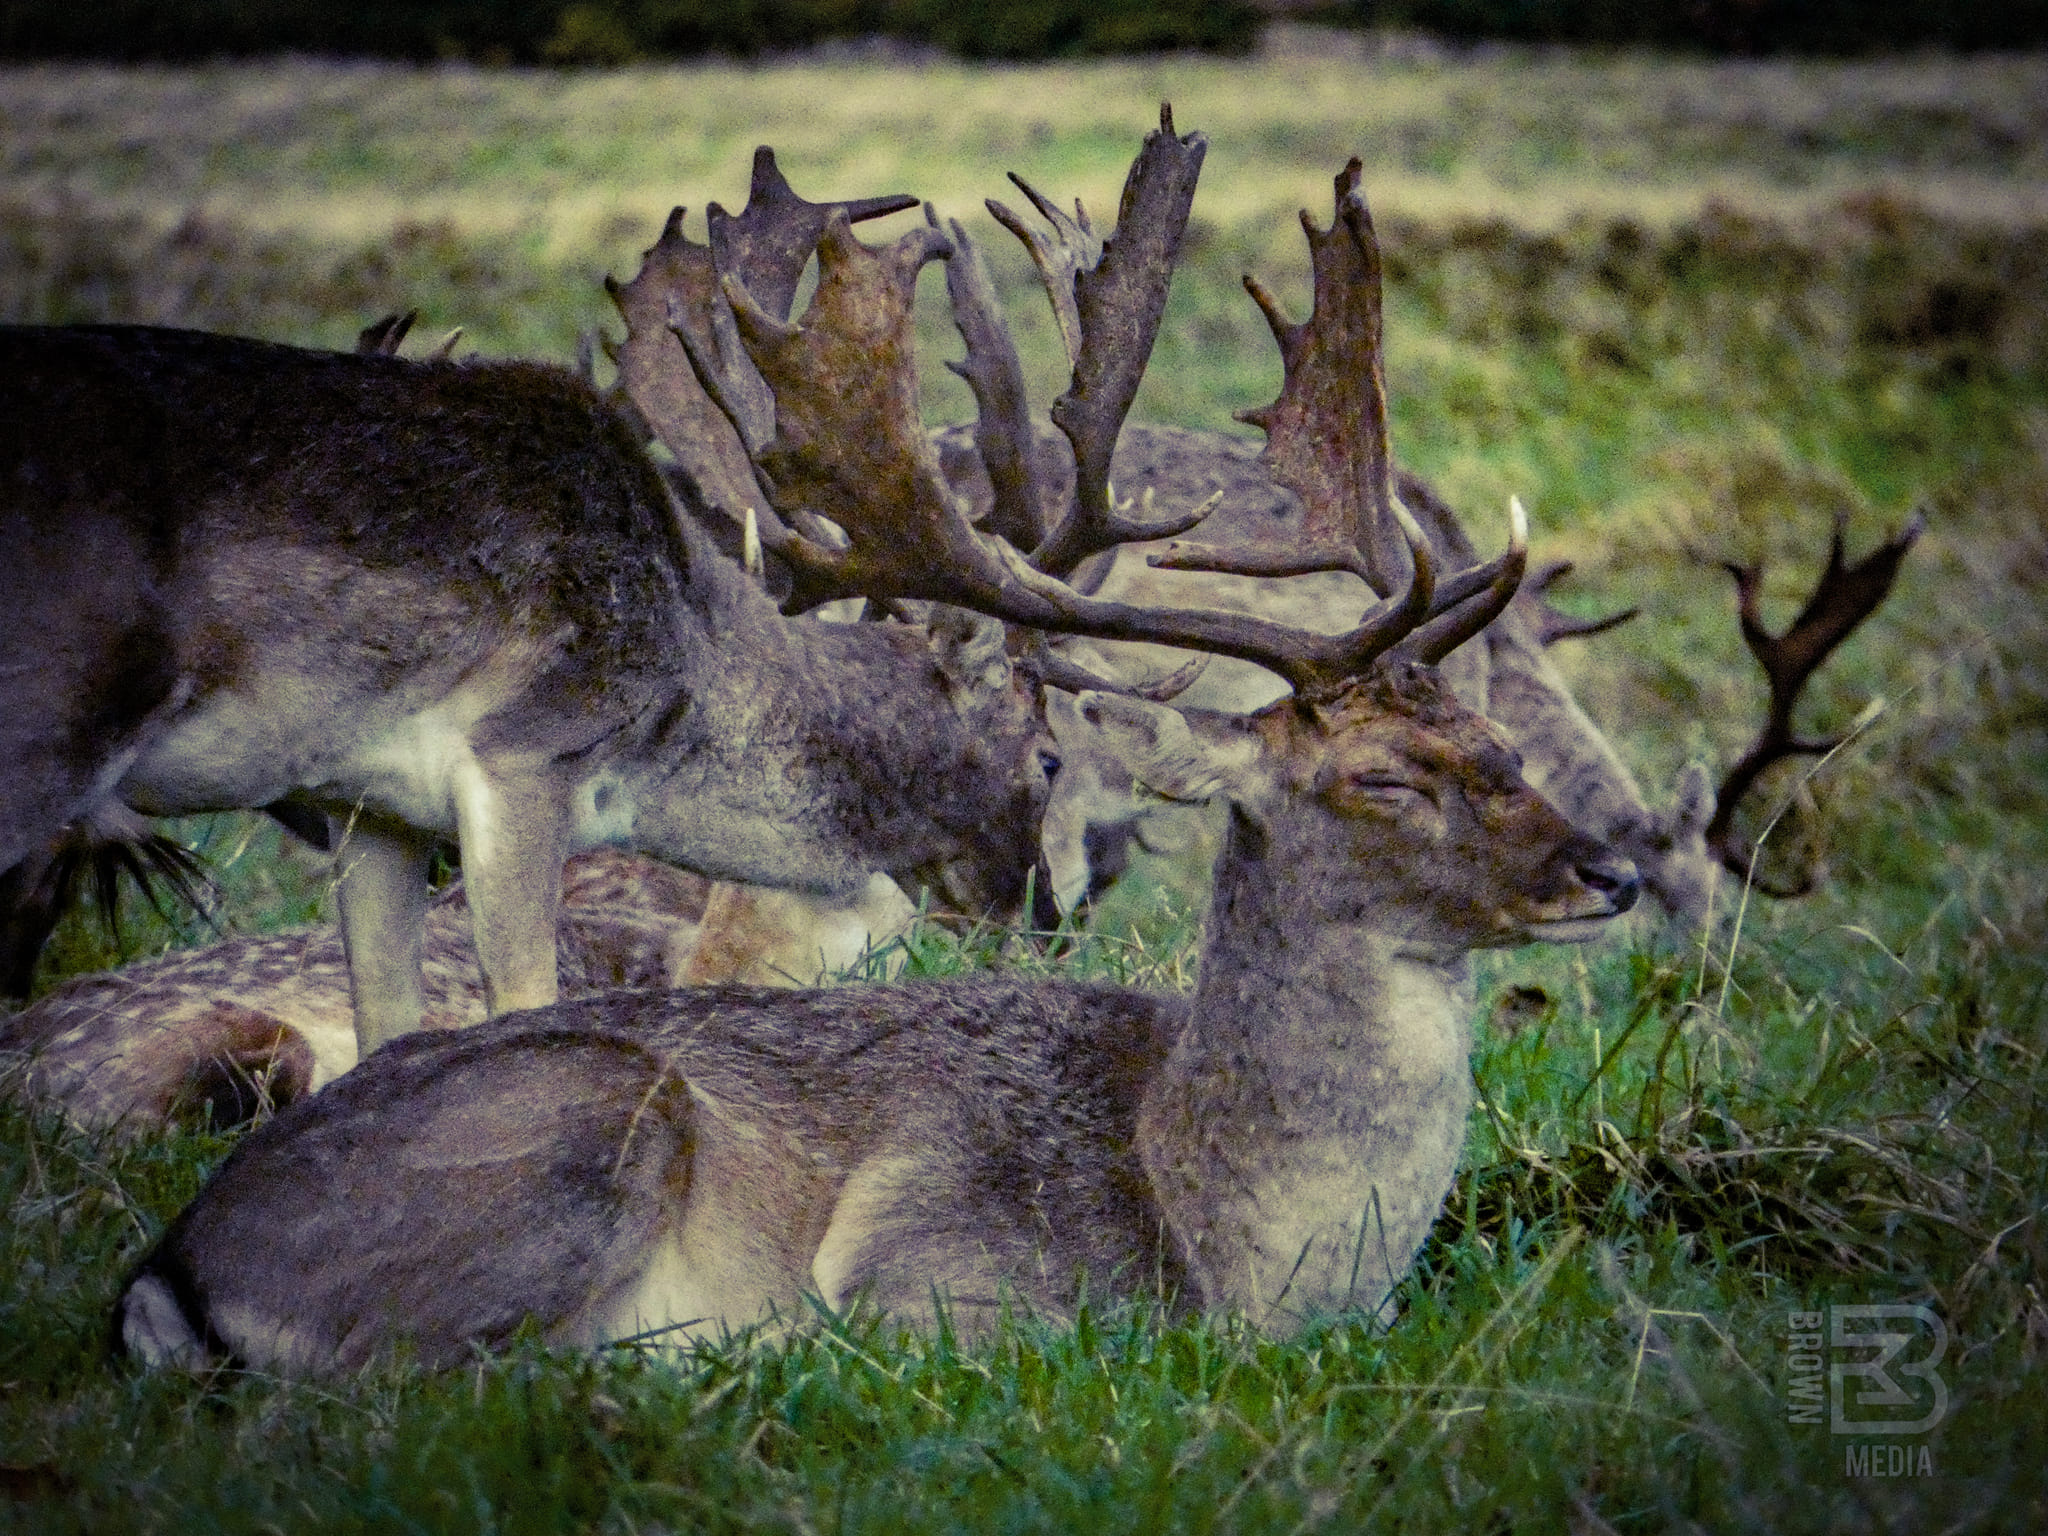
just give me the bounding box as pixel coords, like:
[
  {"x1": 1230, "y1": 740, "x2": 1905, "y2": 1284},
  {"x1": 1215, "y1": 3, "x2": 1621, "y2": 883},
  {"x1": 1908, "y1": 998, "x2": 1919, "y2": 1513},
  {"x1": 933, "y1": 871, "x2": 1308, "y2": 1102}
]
[{"x1": 1095, "y1": 665, "x2": 1635, "y2": 945}]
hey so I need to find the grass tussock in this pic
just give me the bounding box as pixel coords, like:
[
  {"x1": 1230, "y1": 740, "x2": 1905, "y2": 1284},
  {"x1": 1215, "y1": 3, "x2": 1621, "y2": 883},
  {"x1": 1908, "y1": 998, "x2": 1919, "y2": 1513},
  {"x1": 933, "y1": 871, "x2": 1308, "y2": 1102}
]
[{"x1": 3, "y1": 49, "x2": 2047, "y2": 1532}]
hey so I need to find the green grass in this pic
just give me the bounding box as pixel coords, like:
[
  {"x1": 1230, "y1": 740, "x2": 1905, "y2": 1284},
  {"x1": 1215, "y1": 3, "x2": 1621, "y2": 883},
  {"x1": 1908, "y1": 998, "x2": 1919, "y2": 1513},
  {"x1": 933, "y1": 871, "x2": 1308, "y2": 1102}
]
[{"x1": 4, "y1": 44, "x2": 2048, "y2": 1531}]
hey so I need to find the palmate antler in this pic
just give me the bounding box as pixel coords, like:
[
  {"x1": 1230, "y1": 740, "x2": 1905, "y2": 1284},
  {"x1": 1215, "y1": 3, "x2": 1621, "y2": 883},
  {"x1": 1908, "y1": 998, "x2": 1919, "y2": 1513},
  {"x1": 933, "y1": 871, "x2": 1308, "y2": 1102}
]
[
  {"x1": 603, "y1": 149, "x2": 918, "y2": 583},
  {"x1": 1707, "y1": 511, "x2": 1923, "y2": 890},
  {"x1": 1158, "y1": 160, "x2": 1402, "y2": 596},
  {"x1": 614, "y1": 107, "x2": 1526, "y2": 697}
]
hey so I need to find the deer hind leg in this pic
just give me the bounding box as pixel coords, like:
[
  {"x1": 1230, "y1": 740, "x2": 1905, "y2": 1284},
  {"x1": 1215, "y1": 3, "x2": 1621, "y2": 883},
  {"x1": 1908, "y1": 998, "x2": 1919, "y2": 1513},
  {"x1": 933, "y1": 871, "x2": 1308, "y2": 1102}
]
[
  {"x1": 332, "y1": 812, "x2": 434, "y2": 1055},
  {"x1": 452, "y1": 760, "x2": 569, "y2": 1018}
]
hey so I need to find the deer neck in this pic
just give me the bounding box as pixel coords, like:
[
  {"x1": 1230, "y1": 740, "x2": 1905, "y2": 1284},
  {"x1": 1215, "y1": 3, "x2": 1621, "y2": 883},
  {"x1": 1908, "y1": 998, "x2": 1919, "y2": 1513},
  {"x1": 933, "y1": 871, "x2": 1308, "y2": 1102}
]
[{"x1": 1139, "y1": 805, "x2": 1476, "y2": 1325}]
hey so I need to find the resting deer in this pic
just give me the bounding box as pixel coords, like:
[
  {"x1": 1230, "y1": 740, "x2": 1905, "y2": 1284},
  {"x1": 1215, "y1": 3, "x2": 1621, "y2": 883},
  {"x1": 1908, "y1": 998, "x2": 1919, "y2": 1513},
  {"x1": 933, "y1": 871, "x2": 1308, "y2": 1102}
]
[
  {"x1": 0, "y1": 850, "x2": 702, "y2": 1133},
  {"x1": 119, "y1": 115, "x2": 1641, "y2": 1369},
  {"x1": 1, "y1": 848, "x2": 922, "y2": 1135},
  {"x1": 1, "y1": 162, "x2": 1069, "y2": 1060}
]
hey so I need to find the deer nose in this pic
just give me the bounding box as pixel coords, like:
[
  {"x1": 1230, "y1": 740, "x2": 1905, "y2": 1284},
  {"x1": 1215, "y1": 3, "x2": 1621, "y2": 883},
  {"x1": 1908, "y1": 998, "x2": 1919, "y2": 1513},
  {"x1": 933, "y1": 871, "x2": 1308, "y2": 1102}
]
[{"x1": 1576, "y1": 850, "x2": 1642, "y2": 915}]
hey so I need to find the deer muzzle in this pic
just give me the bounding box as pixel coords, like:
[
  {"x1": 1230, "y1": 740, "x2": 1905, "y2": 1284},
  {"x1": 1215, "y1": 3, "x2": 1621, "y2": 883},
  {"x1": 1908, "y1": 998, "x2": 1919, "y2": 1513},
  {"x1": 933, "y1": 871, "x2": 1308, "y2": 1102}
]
[{"x1": 1536, "y1": 833, "x2": 1642, "y2": 931}]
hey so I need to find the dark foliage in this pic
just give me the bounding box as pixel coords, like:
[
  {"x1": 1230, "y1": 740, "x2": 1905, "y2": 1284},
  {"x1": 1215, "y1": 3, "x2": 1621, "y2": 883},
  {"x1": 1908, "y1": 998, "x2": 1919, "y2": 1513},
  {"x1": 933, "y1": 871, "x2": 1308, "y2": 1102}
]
[
  {"x1": 1350, "y1": 0, "x2": 2048, "y2": 54},
  {"x1": 0, "y1": 0, "x2": 1260, "y2": 63}
]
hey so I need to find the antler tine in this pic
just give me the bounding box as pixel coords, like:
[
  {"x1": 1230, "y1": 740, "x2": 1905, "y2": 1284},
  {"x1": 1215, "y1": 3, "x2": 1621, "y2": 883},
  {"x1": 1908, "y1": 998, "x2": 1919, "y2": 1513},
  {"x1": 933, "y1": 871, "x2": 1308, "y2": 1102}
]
[
  {"x1": 1402, "y1": 496, "x2": 1529, "y2": 664},
  {"x1": 1025, "y1": 634, "x2": 1209, "y2": 703},
  {"x1": 1704, "y1": 509, "x2": 1924, "y2": 879},
  {"x1": 940, "y1": 215, "x2": 1051, "y2": 550},
  {"x1": 1157, "y1": 159, "x2": 1405, "y2": 595},
  {"x1": 708, "y1": 146, "x2": 919, "y2": 324},
  {"x1": 356, "y1": 310, "x2": 417, "y2": 356},
  {"x1": 1017, "y1": 104, "x2": 1213, "y2": 580},
  {"x1": 1518, "y1": 558, "x2": 1640, "y2": 645},
  {"x1": 986, "y1": 175, "x2": 1099, "y2": 370}
]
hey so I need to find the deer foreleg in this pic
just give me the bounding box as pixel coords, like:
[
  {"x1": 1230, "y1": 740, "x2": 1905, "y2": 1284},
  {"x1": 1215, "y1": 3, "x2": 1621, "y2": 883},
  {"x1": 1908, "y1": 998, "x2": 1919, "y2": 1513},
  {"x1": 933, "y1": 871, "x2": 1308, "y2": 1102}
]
[
  {"x1": 332, "y1": 815, "x2": 434, "y2": 1056},
  {"x1": 454, "y1": 763, "x2": 570, "y2": 1018}
]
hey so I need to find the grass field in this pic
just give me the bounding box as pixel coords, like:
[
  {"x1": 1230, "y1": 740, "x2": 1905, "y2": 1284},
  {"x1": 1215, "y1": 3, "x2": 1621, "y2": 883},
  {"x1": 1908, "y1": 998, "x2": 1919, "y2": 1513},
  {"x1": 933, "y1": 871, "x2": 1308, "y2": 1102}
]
[{"x1": 3, "y1": 39, "x2": 2047, "y2": 1531}]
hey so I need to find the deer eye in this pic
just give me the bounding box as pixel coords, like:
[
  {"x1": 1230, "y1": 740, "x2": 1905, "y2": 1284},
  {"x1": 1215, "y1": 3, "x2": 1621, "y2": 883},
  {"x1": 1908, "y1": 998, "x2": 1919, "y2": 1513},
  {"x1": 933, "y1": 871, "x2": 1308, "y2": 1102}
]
[
  {"x1": 1037, "y1": 747, "x2": 1063, "y2": 781},
  {"x1": 1348, "y1": 774, "x2": 1433, "y2": 806}
]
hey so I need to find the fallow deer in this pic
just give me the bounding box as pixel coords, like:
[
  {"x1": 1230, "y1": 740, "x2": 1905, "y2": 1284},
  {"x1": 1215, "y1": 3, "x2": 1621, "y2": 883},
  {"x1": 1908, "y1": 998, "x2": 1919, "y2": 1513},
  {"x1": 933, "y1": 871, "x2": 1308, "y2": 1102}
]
[
  {"x1": 118, "y1": 115, "x2": 1642, "y2": 1370},
  {"x1": 0, "y1": 162, "x2": 1066, "y2": 1060}
]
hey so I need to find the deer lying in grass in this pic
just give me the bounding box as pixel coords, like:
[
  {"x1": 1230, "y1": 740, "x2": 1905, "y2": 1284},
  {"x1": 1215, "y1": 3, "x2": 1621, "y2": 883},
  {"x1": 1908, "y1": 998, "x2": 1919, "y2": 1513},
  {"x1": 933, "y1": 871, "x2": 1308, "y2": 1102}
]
[
  {"x1": 0, "y1": 164, "x2": 1072, "y2": 1060},
  {"x1": 0, "y1": 850, "x2": 920, "y2": 1136},
  {"x1": 119, "y1": 114, "x2": 1641, "y2": 1369},
  {"x1": 0, "y1": 850, "x2": 698, "y2": 1133}
]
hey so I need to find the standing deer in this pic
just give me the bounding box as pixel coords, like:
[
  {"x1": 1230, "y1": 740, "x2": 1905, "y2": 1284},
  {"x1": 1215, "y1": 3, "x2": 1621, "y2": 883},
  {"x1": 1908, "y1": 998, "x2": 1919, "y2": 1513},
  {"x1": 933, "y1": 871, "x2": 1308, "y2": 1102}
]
[
  {"x1": 119, "y1": 115, "x2": 1642, "y2": 1370},
  {"x1": 0, "y1": 163, "x2": 1066, "y2": 1061}
]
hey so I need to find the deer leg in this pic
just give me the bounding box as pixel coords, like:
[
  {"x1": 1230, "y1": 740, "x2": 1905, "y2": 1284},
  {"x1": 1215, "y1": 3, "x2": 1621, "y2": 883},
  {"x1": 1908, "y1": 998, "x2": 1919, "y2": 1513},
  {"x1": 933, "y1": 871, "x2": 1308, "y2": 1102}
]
[
  {"x1": 454, "y1": 763, "x2": 570, "y2": 1017},
  {"x1": 331, "y1": 815, "x2": 434, "y2": 1056}
]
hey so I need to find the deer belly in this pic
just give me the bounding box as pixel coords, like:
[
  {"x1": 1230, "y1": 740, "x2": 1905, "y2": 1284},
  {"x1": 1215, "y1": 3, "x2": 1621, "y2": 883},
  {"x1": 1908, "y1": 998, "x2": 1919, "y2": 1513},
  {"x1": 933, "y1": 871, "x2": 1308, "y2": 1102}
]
[{"x1": 121, "y1": 684, "x2": 500, "y2": 837}]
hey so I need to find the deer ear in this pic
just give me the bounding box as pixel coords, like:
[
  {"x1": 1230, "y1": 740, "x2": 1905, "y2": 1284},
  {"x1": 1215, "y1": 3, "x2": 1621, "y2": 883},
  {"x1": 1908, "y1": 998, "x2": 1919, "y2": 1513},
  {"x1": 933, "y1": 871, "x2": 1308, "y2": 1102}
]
[
  {"x1": 927, "y1": 608, "x2": 1012, "y2": 695},
  {"x1": 1075, "y1": 693, "x2": 1261, "y2": 805}
]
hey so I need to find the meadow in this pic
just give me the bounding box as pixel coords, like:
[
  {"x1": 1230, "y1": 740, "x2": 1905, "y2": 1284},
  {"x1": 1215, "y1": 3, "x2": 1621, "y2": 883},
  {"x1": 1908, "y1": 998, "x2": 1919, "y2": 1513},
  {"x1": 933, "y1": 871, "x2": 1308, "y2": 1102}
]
[{"x1": 3, "y1": 36, "x2": 2047, "y2": 1531}]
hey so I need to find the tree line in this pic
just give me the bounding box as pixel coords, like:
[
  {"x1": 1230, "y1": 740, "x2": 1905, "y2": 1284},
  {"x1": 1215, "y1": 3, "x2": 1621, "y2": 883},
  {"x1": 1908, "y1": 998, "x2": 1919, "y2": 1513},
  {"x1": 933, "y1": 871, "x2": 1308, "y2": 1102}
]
[{"x1": 4, "y1": 0, "x2": 2043, "y2": 64}]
